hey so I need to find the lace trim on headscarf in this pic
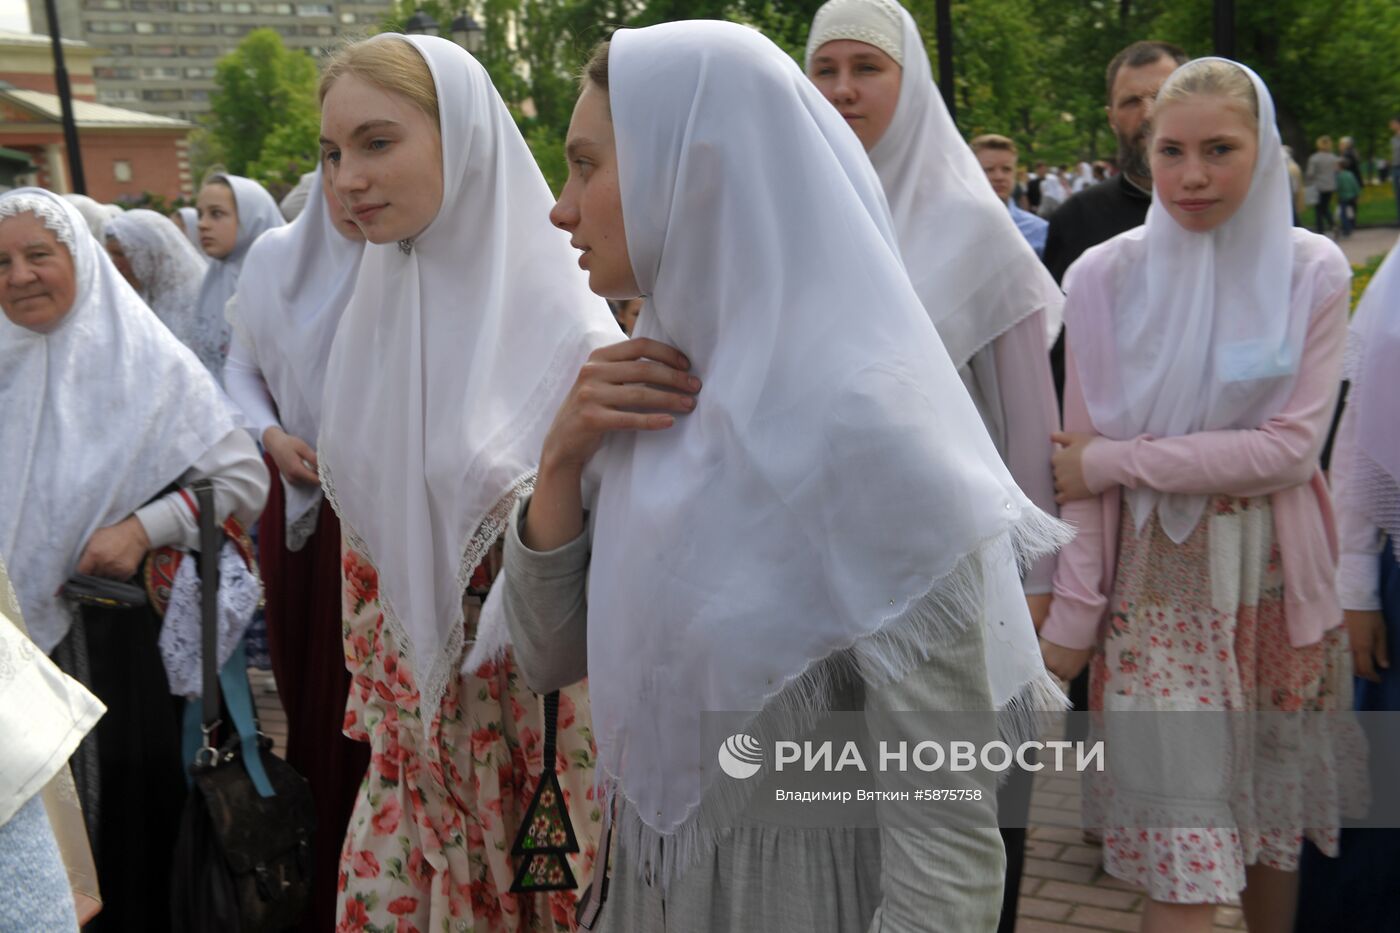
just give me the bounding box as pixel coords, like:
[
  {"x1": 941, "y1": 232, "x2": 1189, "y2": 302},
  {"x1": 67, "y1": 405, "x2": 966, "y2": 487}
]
[
  {"x1": 805, "y1": 0, "x2": 905, "y2": 65},
  {"x1": 0, "y1": 195, "x2": 79, "y2": 253},
  {"x1": 319, "y1": 461, "x2": 537, "y2": 736}
]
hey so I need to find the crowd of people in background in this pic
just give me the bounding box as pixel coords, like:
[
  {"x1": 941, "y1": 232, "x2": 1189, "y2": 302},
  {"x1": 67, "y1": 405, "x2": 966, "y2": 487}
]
[
  {"x1": 3, "y1": 2, "x2": 1400, "y2": 933},
  {"x1": 987, "y1": 114, "x2": 1394, "y2": 242}
]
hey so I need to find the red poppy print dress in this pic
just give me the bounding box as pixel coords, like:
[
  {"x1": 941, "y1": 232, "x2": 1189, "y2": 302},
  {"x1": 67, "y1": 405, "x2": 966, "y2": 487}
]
[{"x1": 336, "y1": 541, "x2": 600, "y2": 933}]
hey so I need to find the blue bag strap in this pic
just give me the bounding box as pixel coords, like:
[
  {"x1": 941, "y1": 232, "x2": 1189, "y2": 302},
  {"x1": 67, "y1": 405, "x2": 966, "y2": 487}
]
[
  {"x1": 218, "y1": 640, "x2": 275, "y2": 798},
  {"x1": 180, "y1": 641, "x2": 274, "y2": 797},
  {"x1": 182, "y1": 701, "x2": 201, "y2": 785}
]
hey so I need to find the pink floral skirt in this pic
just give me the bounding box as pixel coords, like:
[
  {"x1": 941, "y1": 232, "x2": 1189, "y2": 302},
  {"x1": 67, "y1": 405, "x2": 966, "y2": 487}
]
[{"x1": 1086, "y1": 496, "x2": 1354, "y2": 903}]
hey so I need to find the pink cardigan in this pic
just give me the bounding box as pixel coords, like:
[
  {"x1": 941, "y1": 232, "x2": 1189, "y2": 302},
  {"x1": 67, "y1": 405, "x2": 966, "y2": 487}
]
[{"x1": 1041, "y1": 278, "x2": 1352, "y2": 651}]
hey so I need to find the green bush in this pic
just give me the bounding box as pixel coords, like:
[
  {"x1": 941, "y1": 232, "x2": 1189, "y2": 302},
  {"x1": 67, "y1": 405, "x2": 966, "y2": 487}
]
[{"x1": 1351, "y1": 253, "x2": 1384, "y2": 311}]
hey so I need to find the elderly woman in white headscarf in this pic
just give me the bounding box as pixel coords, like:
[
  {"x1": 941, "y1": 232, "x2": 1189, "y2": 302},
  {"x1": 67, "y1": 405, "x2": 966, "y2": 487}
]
[
  {"x1": 0, "y1": 188, "x2": 268, "y2": 933},
  {"x1": 104, "y1": 208, "x2": 217, "y2": 374}
]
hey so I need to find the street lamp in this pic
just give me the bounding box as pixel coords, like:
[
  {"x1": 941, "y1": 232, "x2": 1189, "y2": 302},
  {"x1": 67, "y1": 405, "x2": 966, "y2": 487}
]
[
  {"x1": 41, "y1": 0, "x2": 87, "y2": 193},
  {"x1": 934, "y1": 0, "x2": 954, "y2": 122},
  {"x1": 451, "y1": 11, "x2": 484, "y2": 56},
  {"x1": 1212, "y1": 0, "x2": 1236, "y2": 57},
  {"x1": 404, "y1": 8, "x2": 439, "y2": 35}
]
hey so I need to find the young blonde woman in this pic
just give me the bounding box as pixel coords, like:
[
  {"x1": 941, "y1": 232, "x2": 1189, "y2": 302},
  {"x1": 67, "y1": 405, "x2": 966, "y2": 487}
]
[
  {"x1": 1040, "y1": 60, "x2": 1354, "y2": 933},
  {"x1": 316, "y1": 34, "x2": 616, "y2": 931}
]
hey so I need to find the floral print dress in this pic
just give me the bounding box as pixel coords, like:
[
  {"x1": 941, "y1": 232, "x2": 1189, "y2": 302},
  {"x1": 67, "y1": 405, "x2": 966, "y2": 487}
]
[
  {"x1": 336, "y1": 542, "x2": 600, "y2": 933},
  {"x1": 1085, "y1": 495, "x2": 1356, "y2": 904}
]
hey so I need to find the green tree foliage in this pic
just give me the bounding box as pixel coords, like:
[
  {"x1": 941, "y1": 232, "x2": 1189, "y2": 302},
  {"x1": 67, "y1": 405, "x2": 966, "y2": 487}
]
[
  {"x1": 203, "y1": 29, "x2": 322, "y2": 192},
  {"x1": 1151, "y1": 0, "x2": 1400, "y2": 162},
  {"x1": 207, "y1": 0, "x2": 1400, "y2": 193},
  {"x1": 378, "y1": 0, "x2": 828, "y2": 190}
]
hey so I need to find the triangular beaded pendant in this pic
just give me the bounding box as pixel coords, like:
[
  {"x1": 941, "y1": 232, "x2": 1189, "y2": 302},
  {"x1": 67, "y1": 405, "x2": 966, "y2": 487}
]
[{"x1": 510, "y1": 692, "x2": 581, "y2": 893}]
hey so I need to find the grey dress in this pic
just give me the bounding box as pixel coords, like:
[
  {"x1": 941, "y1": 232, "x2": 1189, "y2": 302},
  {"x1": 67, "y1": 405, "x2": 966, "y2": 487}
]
[
  {"x1": 500, "y1": 498, "x2": 1006, "y2": 933},
  {"x1": 1304, "y1": 151, "x2": 1342, "y2": 193}
]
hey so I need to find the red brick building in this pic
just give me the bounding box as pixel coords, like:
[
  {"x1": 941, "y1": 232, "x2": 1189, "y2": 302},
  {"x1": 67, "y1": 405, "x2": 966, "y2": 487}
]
[{"x1": 0, "y1": 28, "x2": 194, "y2": 201}]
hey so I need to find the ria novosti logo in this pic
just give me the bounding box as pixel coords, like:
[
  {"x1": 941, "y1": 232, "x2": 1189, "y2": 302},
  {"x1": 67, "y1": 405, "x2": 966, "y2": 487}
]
[
  {"x1": 718, "y1": 735, "x2": 1104, "y2": 780},
  {"x1": 717, "y1": 733, "x2": 764, "y2": 780}
]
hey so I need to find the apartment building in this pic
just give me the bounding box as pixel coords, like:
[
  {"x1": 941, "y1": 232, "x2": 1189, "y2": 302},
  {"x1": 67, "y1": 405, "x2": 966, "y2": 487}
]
[{"x1": 25, "y1": 0, "x2": 395, "y2": 122}]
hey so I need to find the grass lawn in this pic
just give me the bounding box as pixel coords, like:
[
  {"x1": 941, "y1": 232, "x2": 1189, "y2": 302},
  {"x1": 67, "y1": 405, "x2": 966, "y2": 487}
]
[
  {"x1": 1352, "y1": 252, "x2": 1383, "y2": 309},
  {"x1": 1356, "y1": 182, "x2": 1398, "y2": 227}
]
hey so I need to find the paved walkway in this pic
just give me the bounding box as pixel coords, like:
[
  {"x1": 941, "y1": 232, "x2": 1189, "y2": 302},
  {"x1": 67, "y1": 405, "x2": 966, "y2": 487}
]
[
  {"x1": 250, "y1": 667, "x2": 288, "y2": 751},
  {"x1": 1015, "y1": 771, "x2": 1247, "y2": 932},
  {"x1": 251, "y1": 671, "x2": 1251, "y2": 932},
  {"x1": 1339, "y1": 225, "x2": 1397, "y2": 265}
]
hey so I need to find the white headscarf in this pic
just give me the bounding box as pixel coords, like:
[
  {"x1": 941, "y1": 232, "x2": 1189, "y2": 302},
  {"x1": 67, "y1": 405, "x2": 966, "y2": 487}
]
[
  {"x1": 62, "y1": 194, "x2": 121, "y2": 240},
  {"x1": 589, "y1": 21, "x2": 1068, "y2": 882},
  {"x1": 193, "y1": 175, "x2": 284, "y2": 383},
  {"x1": 804, "y1": 0, "x2": 903, "y2": 65},
  {"x1": 1066, "y1": 59, "x2": 1347, "y2": 544},
  {"x1": 105, "y1": 208, "x2": 218, "y2": 374},
  {"x1": 806, "y1": 0, "x2": 1063, "y2": 367},
  {"x1": 278, "y1": 171, "x2": 316, "y2": 222},
  {"x1": 1345, "y1": 238, "x2": 1400, "y2": 544},
  {"x1": 175, "y1": 207, "x2": 201, "y2": 249},
  {"x1": 1072, "y1": 161, "x2": 1094, "y2": 192},
  {"x1": 235, "y1": 166, "x2": 362, "y2": 545},
  {"x1": 0, "y1": 189, "x2": 241, "y2": 652},
  {"x1": 317, "y1": 35, "x2": 618, "y2": 731}
]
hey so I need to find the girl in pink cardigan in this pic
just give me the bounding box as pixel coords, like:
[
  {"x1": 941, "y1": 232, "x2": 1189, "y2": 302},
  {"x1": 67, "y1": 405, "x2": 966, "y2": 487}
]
[{"x1": 1038, "y1": 59, "x2": 1353, "y2": 933}]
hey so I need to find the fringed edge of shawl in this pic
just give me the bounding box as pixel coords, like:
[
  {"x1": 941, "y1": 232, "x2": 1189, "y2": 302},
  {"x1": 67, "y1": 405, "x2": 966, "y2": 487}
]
[
  {"x1": 944, "y1": 292, "x2": 1063, "y2": 373},
  {"x1": 601, "y1": 504, "x2": 1074, "y2": 891}
]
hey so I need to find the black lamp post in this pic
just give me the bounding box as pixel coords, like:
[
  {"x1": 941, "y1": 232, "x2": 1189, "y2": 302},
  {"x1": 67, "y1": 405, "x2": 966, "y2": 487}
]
[
  {"x1": 404, "y1": 8, "x2": 439, "y2": 35},
  {"x1": 934, "y1": 0, "x2": 955, "y2": 122},
  {"x1": 451, "y1": 12, "x2": 484, "y2": 56},
  {"x1": 41, "y1": 0, "x2": 86, "y2": 194},
  {"x1": 1212, "y1": 0, "x2": 1236, "y2": 58}
]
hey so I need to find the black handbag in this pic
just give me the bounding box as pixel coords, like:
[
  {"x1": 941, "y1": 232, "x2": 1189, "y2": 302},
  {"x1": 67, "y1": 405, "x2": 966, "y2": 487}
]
[
  {"x1": 170, "y1": 480, "x2": 316, "y2": 933},
  {"x1": 58, "y1": 572, "x2": 148, "y2": 610}
]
